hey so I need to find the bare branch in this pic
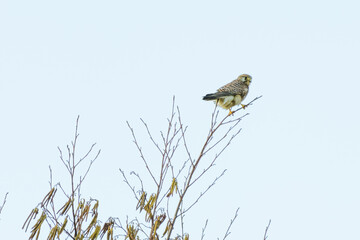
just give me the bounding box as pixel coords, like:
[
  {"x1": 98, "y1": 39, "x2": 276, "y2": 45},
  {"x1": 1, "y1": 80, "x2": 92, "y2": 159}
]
[
  {"x1": 166, "y1": 96, "x2": 262, "y2": 239},
  {"x1": 118, "y1": 95, "x2": 262, "y2": 240}
]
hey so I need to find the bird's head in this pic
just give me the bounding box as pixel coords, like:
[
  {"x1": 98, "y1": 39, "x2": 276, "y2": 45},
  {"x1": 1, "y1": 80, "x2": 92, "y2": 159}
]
[{"x1": 238, "y1": 74, "x2": 252, "y2": 86}]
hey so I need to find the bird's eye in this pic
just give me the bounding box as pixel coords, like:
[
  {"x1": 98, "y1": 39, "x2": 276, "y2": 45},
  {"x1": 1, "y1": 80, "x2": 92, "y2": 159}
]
[{"x1": 244, "y1": 77, "x2": 247, "y2": 80}]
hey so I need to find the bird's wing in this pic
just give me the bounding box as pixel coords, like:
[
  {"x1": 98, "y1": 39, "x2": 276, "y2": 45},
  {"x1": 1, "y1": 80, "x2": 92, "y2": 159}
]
[
  {"x1": 203, "y1": 91, "x2": 233, "y2": 100},
  {"x1": 217, "y1": 79, "x2": 239, "y2": 93},
  {"x1": 218, "y1": 79, "x2": 248, "y2": 96}
]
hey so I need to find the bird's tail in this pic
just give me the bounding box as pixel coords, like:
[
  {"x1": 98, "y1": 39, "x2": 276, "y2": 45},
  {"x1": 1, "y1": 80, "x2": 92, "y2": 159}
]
[{"x1": 202, "y1": 92, "x2": 231, "y2": 101}]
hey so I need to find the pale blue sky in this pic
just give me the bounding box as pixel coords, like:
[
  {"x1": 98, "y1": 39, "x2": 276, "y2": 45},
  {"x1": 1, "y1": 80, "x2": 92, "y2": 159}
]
[{"x1": 1, "y1": 0, "x2": 360, "y2": 239}]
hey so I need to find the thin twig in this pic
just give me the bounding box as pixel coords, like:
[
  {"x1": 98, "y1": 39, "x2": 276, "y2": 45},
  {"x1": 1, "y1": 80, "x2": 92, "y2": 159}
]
[
  {"x1": 180, "y1": 201, "x2": 185, "y2": 238},
  {"x1": 221, "y1": 207, "x2": 240, "y2": 240},
  {"x1": 200, "y1": 219, "x2": 208, "y2": 240},
  {"x1": 263, "y1": 219, "x2": 272, "y2": 240},
  {"x1": 74, "y1": 143, "x2": 98, "y2": 168},
  {"x1": 0, "y1": 192, "x2": 9, "y2": 215},
  {"x1": 58, "y1": 147, "x2": 71, "y2": 174},
  {"x1": 177, "y1": 107, "x2": 193, "y2": 165},
  {"x1": 140, "y1": 119, "x2": 164, "y2": 156},
  {"x1": 48, "y1": 166, "x2": 53, "y2": 188}
]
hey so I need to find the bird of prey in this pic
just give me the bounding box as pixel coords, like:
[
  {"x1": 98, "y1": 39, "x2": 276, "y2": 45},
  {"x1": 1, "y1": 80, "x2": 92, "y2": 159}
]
[{"x1": 203, "y1": 74, "x2": 252, "y2": 115}]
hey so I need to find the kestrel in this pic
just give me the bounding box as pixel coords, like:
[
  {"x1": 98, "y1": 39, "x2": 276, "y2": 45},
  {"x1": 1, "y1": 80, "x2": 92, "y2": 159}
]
[{"x1": 203, "y1": 74, "x2": 252, "y2": 115}]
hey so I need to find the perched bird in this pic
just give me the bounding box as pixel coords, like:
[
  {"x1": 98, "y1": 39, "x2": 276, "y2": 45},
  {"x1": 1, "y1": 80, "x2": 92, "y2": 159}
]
[{"x1": 203, "y1": 74, "x2": 252, "y2": 115}]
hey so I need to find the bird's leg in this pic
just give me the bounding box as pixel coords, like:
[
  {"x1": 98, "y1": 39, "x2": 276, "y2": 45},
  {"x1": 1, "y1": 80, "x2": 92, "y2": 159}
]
[
  {"x1": 241, "y1": 104, "x2": 248, "y2": 109},
  {"x1": 228, "y1": 108, "x2": 234, "y2": 116}
]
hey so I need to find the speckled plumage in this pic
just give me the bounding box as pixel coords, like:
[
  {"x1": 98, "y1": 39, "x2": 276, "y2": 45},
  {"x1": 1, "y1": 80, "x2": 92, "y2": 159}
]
[{"x1": 203, "y1": 74, "x2": 252, "y2": 112}]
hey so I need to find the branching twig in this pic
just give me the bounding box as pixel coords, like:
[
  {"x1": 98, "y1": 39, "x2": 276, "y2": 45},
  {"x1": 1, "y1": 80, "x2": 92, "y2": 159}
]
[
  {"x1": 119, "y1": 168, "x2": 140, "y2": 201},
  {"x1": 74, "y1": 148, "x2": 100, "y2": 193},
  {"x1": 140, "y1": 118, "x2": 164, "y2": 156},
  {"x1": 127, "y1": 121, "x2": 158, "y2": 186},
  {"x1": 181, "y1": 169, "x2": 227, "y2": 215},
  {"x1": 166, "y1": 96, "x2": 261, "y2": 240}
]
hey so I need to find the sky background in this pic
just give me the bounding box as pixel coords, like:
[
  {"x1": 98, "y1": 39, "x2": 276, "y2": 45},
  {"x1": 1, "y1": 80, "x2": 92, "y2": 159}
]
[{"x1": 1, "y1": 0, "x2": 360, "y2": 239}]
